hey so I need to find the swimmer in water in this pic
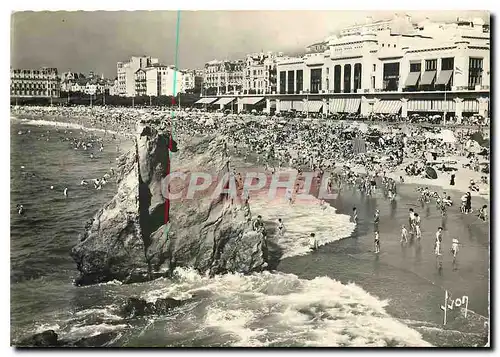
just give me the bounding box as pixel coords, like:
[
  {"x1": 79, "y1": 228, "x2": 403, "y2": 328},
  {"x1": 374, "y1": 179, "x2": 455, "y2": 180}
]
[
  {"x1": 17, "y1": 204, "x2": 25, "y2": 215},
  {"x1": 90, "y1": 153, "x2": 94, "y2": 159},
  {"x1": 81, "y1": 179, "x2": 88, "y2": 186},
  {"x1": 50, "y1": 186, "x2": 54, "y2": 190},
  {"x1": 63, "y1": 187, "x2": 68, "y2": 197}
]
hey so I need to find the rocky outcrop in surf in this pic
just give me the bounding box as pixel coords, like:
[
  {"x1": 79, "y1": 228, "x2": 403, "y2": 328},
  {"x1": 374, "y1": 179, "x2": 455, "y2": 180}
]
[
  {"x1": 121, "y1": 296, "x2": 191, "y2": 318},
  {"x1": 71, "y1": 120, "x2": 268, "y2": 286}
]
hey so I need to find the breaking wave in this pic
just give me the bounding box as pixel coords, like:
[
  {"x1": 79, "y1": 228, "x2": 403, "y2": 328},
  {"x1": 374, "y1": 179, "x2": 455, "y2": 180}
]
[{"x1": 135, "y1": 267, "x2": 431, "y2": 347}]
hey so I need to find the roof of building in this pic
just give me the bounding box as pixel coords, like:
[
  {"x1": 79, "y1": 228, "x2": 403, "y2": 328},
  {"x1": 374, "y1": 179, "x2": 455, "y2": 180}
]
[{"x1": 307, "y1": 41, "x2": 328, "y2": 48}]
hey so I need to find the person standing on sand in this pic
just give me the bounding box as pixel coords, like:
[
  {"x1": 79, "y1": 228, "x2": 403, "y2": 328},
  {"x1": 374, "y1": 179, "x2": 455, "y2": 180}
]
[
  {"x1": 450, "y1": 238, "x2": 460, "y2": 260},
  {"x1": 450, "y1": 173, "x2": 456, "y2": 186},
  {"x1": 465, "y1": 192, "x2": 472, "y2": 214}
]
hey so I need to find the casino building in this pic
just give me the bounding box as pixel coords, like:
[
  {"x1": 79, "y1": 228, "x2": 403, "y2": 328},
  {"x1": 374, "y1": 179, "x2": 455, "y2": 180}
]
[
  {"x1": 10, "y1": 67, "x2": 60, "y2": 98},
  {"x1": 198, "y1": 14, "x2": 490, "y2": 119}
]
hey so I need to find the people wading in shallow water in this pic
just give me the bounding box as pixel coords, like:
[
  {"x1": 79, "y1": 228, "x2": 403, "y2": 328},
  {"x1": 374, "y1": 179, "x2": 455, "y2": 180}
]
[
  {"x1": 277, "y1": 218, "x2": 285, "y2": 237},
  {"x1": 401, "y1": 224, "x2": 408, "y2": 243},
  {"x1": 408, "y1": 208, "x2": 415, "y2": 237},
  {"x1": 478, "y1": 205, "x2": 488, "y2": 222},
  {"x1": 451, "y1": 238, "x2": 460, "y2": 261},
  {"x1": 374, "y1": 231, "x2": 380, "y2": 254},
  {"x1": 374, "y1": 209, "x2": 380, "y2": 232},
  {"x1": 435, "y1": 227, "x2": 443, "y2": 256},
  {"x1": 414, "y1": 213, "x2": 422, "y2": 240},
  {"x1": 309, "y1": 233, "x2": 318, "y2": 251},
  {"x1": 352, "y1": 207, "x2": 358, "y2": 223}
]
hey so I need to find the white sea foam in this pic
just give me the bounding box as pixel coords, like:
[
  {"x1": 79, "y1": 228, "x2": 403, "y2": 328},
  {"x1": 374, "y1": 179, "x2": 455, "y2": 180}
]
[
  {"x1": 250, "y1": 191, "x2": 356, "y2": 258},
  {"x1": 66, "y1": 323, "x2": 129, "y2": 340},
  {"x1": 141, "y1": 267, "x2": 431, "y2": 347},
  {"x1": 74, "y1": 307, "x2": 123, "y2": 321},
  {"x1": 34, "y1": 323, "x2": 61, "y2": 334},
  {"x1": 11, "y1": 117, "x2": 127, "y2": 137}
]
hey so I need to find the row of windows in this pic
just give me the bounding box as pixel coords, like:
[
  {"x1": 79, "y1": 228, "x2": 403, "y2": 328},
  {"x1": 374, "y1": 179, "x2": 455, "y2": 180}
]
[
  {"x1": 279, "y1": 64, "x2": 363, "y2": 94},
  {"x1": 332, "y1": 45, "x2": 363, "y2": 52},
  {"x1": 247, "y1": 69, "x2": 265, "y2": 76},
  {"x1": 11, "y1": 83, "x2": 57, "y2": 89},
  {"x1": 11, "y1": 90, "x2": 59, "y2": 96}
]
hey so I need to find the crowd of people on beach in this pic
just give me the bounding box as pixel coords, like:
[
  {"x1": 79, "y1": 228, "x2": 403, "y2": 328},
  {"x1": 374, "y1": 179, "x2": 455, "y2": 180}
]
[{"x1": 12, "y1": 105, "x2": 490, "y2": 266}]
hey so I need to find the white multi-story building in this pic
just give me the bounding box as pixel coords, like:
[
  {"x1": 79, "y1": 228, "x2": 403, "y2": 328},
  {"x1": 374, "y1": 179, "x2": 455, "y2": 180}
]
[
  {"x1": 134, "y1": 64, "x2": 184, "y2": 97},
  {"x1": 10, "y1": 67, "x2": 60, "y2": 98},
  {"x1": 109, "y1": 78, "x2": 119, "y2": 96},
  {"x1": 181, "y1": 70, "x2": 195, "y2": 92},
  {"x1": 116, "y1": 56, "x2": 159, "y2": 97},
  {"x1": 242, "y1": 52, "x2": 280, "y2": 95},
  {"x1": 272, "y1": 14, "x2": 489, "y2": 117}
]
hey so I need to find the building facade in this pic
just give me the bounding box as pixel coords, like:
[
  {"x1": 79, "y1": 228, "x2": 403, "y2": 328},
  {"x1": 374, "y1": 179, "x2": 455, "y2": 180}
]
[
  {"x1": 242, "y1": 52, "x2": 280, "y2": 95},
  {"x1": 136, "y1": 64, "x2": 184, "y2": 97},
  {"x1": 203, "y1": 59, "x2": 244, "y2": 96},
  {"x1": 116, "y1": 56, "x2": 159, "y2": 97},
  {"x1": 270, "y1": 14, "x2": 489, "y2": 117},
  {"x1": 10, "y1": 67, "x2": 60, "y2": 98},
  {"x1": 60, "y1": 71, "x2": 87, "y2": 92}
]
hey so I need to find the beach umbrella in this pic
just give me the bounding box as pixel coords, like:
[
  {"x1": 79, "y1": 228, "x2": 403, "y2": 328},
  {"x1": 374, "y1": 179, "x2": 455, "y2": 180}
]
[
  {"x1": 467, "y1": 140, "x2": 482, "y2": 153},
  {"x1": 358, "y1": 122, "x2": 369, "y2": 133},
  {"x1": 425, "y1": 166, "x2": 438, "y2": 179},
  {"x1": 440, "y1": 129, "x2": 456, "y2": 143}
]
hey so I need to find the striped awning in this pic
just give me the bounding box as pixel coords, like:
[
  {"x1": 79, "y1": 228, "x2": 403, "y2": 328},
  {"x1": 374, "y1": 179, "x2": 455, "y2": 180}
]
[
  {"x1": 463, "y1": 99, "x2": 479, "y2": 113},
  {"x1": 306, "y1": 101, "x2": 323, "y2": 113},
  {"x1": 329, "y1": 98, "x2": 346, "y2": 113},
  {"x1": 407, "y1": 100, "x2": 457, "y2": 112},
  {"x1": 404, "y1": 72, "x2": 420, "y2": 87},
  {"x1": 344, "y1": 98, "x2": 361, "y2": 113},
  {"x1": 435, "y1": 70, "x2": 453, "y2": 85},
  {"x1": 419, "y1": 71, "x2": 436, "y2": 86},
  {"x1": 280, "y1": 100, "x2": 292, "y2": 111},
  {"x1": 373, "y1": 100, "x2": 402, "y2": 114},
  {"x1": 241, "y1": 96, "x2": 264, "y2": 105},
  {"x1": 195, "y1": 97, "x2": 218, "y2": 104},
  {"x1": 213, "y1": 97, "x2": 235, "y2": 105}
]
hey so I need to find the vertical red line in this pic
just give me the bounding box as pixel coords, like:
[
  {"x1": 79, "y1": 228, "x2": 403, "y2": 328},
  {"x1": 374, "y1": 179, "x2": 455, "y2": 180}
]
[{"x1": 165, "y1": 96, "x2": 176, "y2": 226}]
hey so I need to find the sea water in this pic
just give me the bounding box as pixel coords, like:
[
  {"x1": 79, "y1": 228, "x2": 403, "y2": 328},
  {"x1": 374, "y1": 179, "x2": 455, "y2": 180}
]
[{"x1": 10, "y1": 118, "x2": 487, "y2": 347}]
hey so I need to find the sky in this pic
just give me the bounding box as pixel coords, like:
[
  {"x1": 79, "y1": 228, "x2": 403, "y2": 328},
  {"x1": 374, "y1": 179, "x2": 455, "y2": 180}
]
[{"x1": 10, "y1": 10, "x2": 489, "y2": 78}]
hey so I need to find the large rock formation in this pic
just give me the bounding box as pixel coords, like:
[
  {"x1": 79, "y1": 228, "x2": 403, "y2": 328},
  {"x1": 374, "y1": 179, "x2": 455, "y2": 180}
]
[{"x1": 71, "y1": 121, "x2": 268, "y2": 286}]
